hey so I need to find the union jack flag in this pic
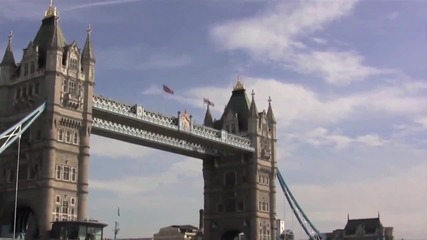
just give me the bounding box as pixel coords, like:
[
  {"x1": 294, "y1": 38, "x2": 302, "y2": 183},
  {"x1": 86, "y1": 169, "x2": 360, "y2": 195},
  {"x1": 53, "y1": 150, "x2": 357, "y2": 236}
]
[
  {"x1": 203, "y1": 98, "x2": 214, "y2": 107},
  {"x1": 163, "y1": 84, "x2": 174, "y2": 95}
]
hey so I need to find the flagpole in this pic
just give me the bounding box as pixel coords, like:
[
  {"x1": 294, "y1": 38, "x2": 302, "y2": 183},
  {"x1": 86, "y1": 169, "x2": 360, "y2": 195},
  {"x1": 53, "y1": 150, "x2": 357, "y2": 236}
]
[{"x1": 161, "y1": 86, "x2": 164, "y2": 115}]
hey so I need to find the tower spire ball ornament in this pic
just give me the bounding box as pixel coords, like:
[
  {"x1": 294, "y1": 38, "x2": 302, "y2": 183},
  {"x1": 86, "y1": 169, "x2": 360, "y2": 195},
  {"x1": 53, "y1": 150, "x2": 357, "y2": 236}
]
[
  {"x1": 233, "y1": 74, "x2": 245, "y2": 91},
  {"x1": 44, "y1": 0, "x2": 59, "y2": 19}
]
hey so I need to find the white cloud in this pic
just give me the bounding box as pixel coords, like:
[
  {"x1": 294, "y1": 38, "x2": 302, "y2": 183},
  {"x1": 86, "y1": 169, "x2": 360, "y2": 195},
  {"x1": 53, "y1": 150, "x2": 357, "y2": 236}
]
[
  {"x1": 90, "y1": 157, "x2": 202, "y2": 194},
  {"x1": 90, "y1": 135, "x2": 155, "y2": 160},
  {"x1": 312, "y1": 37, "x2": 328, "y2": 45},
  {"x1": 209, "y1": 1, "x2": 394, "y2": 86},
  {"x1": 300, "y1": 127, "x2": 387, "y2": 150},
  {"x1": 210, "y1": 1, "x2": 358, "y2": 58},
  {"x1": 288, "y1": 50, "x2": 393, "y2": 85},
  {"x1": 414, "y1": 116, "x2": 427, "y2": 128},
  {"x1": 176, "y1": 77, "x2": 427, "y2": 130}
]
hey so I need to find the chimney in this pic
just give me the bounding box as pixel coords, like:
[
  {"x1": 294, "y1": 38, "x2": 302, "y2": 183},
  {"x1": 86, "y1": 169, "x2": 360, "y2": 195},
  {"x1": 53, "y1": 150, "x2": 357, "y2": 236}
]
[{"x1": 199, "y1": 209, "x2": 204, "y2": 231}]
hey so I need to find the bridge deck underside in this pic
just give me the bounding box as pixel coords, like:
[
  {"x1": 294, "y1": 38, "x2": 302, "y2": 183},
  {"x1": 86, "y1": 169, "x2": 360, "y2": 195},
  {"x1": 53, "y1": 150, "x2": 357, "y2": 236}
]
[
  {"x1": 92, "y1": 117, "x2": 225, "y2": 159},
  {"x1": 92, "y1": 109, "x2": 253, "y2": 154}
]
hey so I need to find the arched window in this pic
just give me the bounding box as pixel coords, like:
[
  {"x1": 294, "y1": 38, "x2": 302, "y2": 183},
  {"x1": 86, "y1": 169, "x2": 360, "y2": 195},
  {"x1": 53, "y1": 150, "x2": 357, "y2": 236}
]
[
  {"x1": 65, "y1": 130, "x2": 71, "y2": 143},
  {"x1": 71, "y1": 168, "x2": 77, "y2": 182},
  {"x1": 58, "y1": 129, "x2": 64, "y2": 141},
  {"x1": 56, "y1": 166, "x2": 62, "y2": 180},
  {"x1": 73, "y1": 132, "x2": 78, "y2": 144}
]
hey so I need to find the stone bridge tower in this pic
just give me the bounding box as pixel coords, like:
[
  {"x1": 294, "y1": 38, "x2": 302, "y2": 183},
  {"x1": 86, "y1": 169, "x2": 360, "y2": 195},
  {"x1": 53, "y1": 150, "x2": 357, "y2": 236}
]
[
  {"x1": 202, "y1": 80, "x2": 278, "y2": 240},
  {"x1": 0, "y1": 2, "x2": 95, "y2": 238}
]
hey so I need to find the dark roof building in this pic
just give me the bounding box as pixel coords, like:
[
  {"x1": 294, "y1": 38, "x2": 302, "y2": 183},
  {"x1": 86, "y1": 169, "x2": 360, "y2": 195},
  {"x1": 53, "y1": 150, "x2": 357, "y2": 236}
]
[{"x1": 322, "y1": 214, "x2": 394, "y2": 240}]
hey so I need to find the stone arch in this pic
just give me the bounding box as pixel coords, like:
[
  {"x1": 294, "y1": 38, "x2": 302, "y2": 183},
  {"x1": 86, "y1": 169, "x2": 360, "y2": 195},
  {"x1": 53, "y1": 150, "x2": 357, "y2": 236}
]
[
  {"x1": 0, "y1": 200, "x2": 39, "y2": 239},
  {"x1": 222, "y1": 230, "x2": 247, "y2": 240}
]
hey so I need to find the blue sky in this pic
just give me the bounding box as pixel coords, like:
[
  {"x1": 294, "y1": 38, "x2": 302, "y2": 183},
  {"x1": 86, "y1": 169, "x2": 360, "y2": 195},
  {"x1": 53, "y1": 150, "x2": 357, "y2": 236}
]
[{"x1": 1, "y1": 0, "x2": 427, "y2": 239}]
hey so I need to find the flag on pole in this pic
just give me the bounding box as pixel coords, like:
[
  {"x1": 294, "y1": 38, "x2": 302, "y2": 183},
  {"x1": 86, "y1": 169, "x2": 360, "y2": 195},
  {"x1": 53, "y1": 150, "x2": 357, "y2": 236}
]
[
  {"x1": 118, "y1": 207, "x2": 120, "y2": 217},
  {"x1": 163, "y1": 84, "x2": 174, "y2": 95},
  {"x1": 203, "y1": 98, "x2": 214, "y2": 107}
]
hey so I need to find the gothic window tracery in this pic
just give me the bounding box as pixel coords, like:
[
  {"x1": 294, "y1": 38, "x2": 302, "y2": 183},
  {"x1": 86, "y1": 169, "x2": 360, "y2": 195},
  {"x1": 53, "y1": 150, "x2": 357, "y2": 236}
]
[{"x1": 52, "y1": 195, "x2": 77, "y2": 221}]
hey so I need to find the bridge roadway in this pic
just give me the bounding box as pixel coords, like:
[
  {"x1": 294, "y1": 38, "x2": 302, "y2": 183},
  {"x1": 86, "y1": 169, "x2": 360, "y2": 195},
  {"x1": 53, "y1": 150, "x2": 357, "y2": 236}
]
[{"x1": 91, "y1": 95, "x2": 255, "y2": 159}]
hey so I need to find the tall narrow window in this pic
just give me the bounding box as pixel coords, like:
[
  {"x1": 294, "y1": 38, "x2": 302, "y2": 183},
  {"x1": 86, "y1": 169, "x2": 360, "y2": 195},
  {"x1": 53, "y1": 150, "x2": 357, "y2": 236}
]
[
  {"x1": 63, "y1": 166, "x2": 70, "y2": 181},
  {"x1": 65, "y1": 131, "x2": 71, "y2": 143},
  {"x1": 62, "y1": 201, "x2": 69, "y2": 214},
  {"x1": 56, "y1": 166, "x2": 62, "y2": 180},
  {"x1": 58, "y1": 129, "x2": 64, "y2": 141},
  {"x1": 71, "y1": 168, "x2": 77, "y2": 182},
  {"x1": 63, "y1": 78, "x2": 68, "y2": 92},
  {"x1": 73, "y1": 132, "x2": 78, "y2": 144}
]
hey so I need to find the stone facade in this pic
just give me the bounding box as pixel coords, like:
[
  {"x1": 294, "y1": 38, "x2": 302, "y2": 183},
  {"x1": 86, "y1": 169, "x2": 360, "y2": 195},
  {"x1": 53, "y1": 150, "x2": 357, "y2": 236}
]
[
  {"x1": 202, "y1": 83, "x2": 278, "y2": 240},
  {"x1": 0, "y1": 2, "x2": 94, "y2": 239}
]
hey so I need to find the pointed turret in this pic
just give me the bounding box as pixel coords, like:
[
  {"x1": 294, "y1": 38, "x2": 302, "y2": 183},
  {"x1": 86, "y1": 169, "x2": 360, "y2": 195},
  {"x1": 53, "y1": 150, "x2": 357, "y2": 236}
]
[
  {"x1": 81, "y1": 24, "x2": 95, "y2": 63},
  {"x1": 249, "y1": 90, "x2": 258, "y2": 118},
  {"x1": 216, "y1": 76, "x2": 251, "y2": 131},
  {"x1": 267, "y1": 96, "x2": 276, "y2": 123},
  {"x1": 203, "y1": 105, "x2": 214, "y2": 127},
  {"x1": 1, "y1": 31, "x2": 16, "y2": 67},
  {"x1": 33, "y1": 0, "x2": 67, "y2": 68}
]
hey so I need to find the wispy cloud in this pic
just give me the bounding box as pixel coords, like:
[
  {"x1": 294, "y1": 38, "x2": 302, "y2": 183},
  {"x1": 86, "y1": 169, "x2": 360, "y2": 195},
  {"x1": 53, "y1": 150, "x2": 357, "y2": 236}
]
[
  {"x1": 64, "y1": 0, "x2": 145, "y2": 12},
  {"x1": 97, "y1": 46, "x2": 192, "y2": 70},
  {"x1": 209, "y1": 0, "x2": 396, "y2": 86},
  {"x1": 312, "y1": 37, "x2": 328, "y2": 45},
  {"x1": 90, "y1": 157, "x2": 201, "y2": 194},
  {"x1": 300, "y1": 127, "x2": 388, "y2": 150},
  {"x1": 287, "y1": 50, "x2": 395, "y2": 85}
]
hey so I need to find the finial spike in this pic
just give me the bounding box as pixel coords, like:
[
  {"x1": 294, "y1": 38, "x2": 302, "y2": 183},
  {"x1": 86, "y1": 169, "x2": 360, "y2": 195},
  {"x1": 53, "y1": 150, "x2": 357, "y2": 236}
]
[
  {"x1": 8, "y1": 31, "x2": 13, "y2": 43},
  {"x1": 251, "y1": 89, "x2": 255, "y2": 96},
  {"x1": 87, "y1": 24, "x2": 92, "y2": 34},
  {"x1": 233, "y1": 75, "x2": 245, "y2": 91},
  {"x1": 44, "y1": 0, "x2": 58, "y2": 18},
  {"x1": 268, "y1": 96, "x2": 272, "y2": 103}
]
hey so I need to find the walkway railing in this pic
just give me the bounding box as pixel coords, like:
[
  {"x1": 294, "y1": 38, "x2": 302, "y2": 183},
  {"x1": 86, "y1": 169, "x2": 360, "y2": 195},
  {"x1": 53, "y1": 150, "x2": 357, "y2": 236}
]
[{"x1": 92, "y1": 95, "x2": 254, "y2": 152}]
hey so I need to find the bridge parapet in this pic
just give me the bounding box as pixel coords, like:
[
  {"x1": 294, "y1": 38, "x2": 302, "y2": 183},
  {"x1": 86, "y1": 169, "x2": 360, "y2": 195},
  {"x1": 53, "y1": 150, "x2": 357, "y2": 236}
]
[{"x1": 92, "y1": 95, "x2": 254, "y2": 151}]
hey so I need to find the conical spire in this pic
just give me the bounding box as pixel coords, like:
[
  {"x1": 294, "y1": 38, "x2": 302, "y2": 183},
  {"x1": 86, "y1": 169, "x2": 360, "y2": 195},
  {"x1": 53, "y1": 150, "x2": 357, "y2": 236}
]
[
  {"x1": 81, "y1": 24, "x2": 95, "y2": 63},
  {"x1": 203, "y1": 105, "x2": 214, "y2": 127},
  {"x1": 1, "y1": 31, "x2": 16, "y2": 66},
  {"x1": 32, "y1": 0, "x2": 66, "y2": 67},
  {"x1": 250, "y1": 90, "x2": 258, "y2": 118},
  {"x1": 267, "y1": 96, "x2": 276, "y2": 123}
]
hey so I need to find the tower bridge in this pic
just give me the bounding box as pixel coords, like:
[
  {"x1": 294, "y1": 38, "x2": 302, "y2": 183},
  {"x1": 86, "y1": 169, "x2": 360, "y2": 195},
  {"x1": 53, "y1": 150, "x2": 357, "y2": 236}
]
[{"x1": 0, "y1": 2, "x2": 323, "y2": 240}]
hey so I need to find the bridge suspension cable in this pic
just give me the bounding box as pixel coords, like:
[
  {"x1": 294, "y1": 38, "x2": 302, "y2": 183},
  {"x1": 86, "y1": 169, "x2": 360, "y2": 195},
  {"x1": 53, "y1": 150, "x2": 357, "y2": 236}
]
[
  {"x1": 276, "y1": 168, "x2": 324, "y2": 240},
  {"x1": 0, "y1": 101, "x2": 47, "y2": 155}
]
